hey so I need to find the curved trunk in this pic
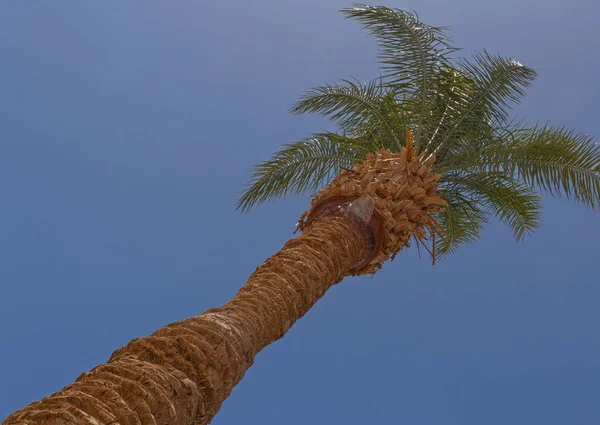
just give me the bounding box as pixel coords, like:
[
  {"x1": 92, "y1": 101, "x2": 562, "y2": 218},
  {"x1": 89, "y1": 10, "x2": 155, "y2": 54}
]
[{"x1": 3, "y1": 212, "x2": 367, "y2": 425}]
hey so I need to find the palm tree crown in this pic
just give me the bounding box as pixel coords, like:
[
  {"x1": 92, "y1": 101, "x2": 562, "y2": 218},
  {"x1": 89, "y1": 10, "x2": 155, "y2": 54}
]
[{"x1": 237, "y1": 4, "x2": 600, "y2": 260}]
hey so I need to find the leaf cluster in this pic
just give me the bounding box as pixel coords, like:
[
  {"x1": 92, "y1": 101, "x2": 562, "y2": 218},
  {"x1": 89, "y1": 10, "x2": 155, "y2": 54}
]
[{"x1": 238, "y1": 5, "x2": 600, "y2": 259}]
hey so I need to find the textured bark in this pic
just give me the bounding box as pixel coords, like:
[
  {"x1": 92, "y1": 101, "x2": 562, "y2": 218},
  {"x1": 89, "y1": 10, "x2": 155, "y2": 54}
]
[
  {"x1": 299, "y1": 145, "x2": 445, "y2": 274},
  {"x1": 3, "y1": 213, "x2": 366, "y2": 425}
]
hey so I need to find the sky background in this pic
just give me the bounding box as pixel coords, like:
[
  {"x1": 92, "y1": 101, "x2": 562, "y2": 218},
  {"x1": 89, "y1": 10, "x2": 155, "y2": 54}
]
[{"x1": 1, "y1": 1, "x2": 599, "y2": 424}]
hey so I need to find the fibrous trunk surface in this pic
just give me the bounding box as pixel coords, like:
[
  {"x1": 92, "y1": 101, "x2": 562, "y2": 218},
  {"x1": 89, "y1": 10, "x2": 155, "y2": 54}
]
[
  {"x1": 3, "y1": 213, "x2": 366, "y2": 425},
  {"x1": 299, "y1": 146, "x2": 445, "y2": 274}
]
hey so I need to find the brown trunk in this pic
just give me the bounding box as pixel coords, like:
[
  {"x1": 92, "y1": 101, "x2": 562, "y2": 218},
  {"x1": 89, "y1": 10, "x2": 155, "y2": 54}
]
[{"x1": 3, "y1": 212, "x2": 367, "y2": 425}]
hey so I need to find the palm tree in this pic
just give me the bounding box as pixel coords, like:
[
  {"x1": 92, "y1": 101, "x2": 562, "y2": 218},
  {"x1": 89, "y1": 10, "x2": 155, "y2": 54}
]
[{"x1": 4, "y1": 5, "x2": 599, "y2": 425}]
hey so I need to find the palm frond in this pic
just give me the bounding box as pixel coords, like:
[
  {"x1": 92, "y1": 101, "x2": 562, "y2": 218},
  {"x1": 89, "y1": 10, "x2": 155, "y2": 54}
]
[
  {"x1": 291, "y1": 78, "x2": 403, "y2": 149},
  {"x1": 461, "y1": 51, "x2": 537, "y2": 123},
  {"x1": 341, "y1": 5, "x2": 456, "y2": 145},
  {"x1": 442, "y1": 125, "x2": 600, "y2": 209},
  {"x1": 420, "y1": 66, "x2": 488, "y2": 159},
  {"x1": 433, "y1": 188, "x2": 487, "y2": 256},
  {"x1": 443, "y1": 172, "x2": 542, "y2": 240},
  {"x1": 236, "y1": 133, "x2": 368, "y2": 212},
  {"x1": 434, "y1": 51, "x2": 537, "y2": 156}
]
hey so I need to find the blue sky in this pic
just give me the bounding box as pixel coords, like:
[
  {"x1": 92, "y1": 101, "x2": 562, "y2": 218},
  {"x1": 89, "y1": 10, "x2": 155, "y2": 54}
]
[{"x1": 1, "y1": 1, "x2": 599, "y2": 424}]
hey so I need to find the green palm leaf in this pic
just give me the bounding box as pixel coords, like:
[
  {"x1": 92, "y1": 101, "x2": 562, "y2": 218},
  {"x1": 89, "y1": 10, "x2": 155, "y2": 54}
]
[
  {"x1": 433, "y1": 51, "x2": 537, "y2": 158},
  {"x1": 442, "y1": 172, "x2": 542, "y2": 240},
  {"x1": 420, "y1": 66, "x2": 484, "y2": 157},
  {"x1": 341, "y1": 5, "x2": 456, "y2": 145},
  {"x1": 460, "y1": 51, "x2": 538, "y2": 124},
  {"x1": 443, "y1": 125, "x2": 600, "y2": 209},
  {"x1": 291, "y1": 78, "x2": 404, "y2": 149},
  {"x1": 433, "y1": 188, "x2": 487, "y2": 256},
  {"x1": 237, "y1": 133, "x2": 368, "y2": 213}
]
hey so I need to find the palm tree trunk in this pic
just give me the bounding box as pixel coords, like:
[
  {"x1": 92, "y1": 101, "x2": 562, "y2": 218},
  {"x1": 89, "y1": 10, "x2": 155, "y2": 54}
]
[{"x1": 3, "y1": 210, "x2": 368, "y2": 425}]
